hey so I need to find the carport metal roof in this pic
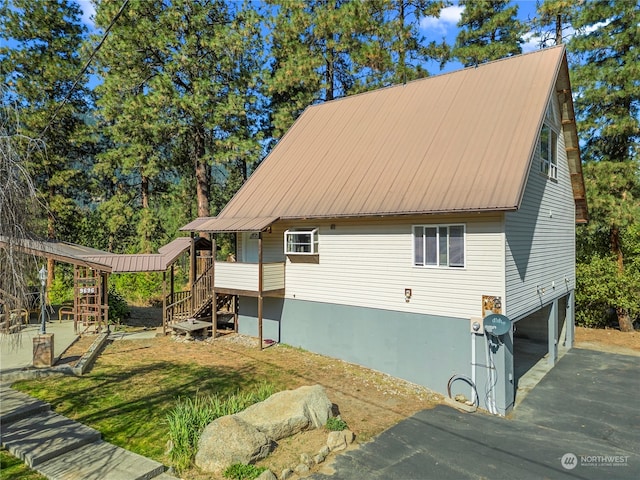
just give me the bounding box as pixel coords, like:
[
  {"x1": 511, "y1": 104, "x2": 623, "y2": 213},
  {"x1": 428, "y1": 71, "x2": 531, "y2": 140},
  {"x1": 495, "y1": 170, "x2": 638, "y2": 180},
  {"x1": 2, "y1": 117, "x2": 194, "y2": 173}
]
[{"x1": 0, "y1": 236, "x2": 210, "y2": 273}]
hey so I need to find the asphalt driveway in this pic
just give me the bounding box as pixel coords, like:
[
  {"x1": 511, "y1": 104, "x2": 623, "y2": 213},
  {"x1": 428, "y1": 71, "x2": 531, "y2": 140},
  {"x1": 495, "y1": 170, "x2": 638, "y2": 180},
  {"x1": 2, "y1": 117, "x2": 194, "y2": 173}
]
[{"x1": 310, "y1": 348, "x2": 639, "y2": 480}]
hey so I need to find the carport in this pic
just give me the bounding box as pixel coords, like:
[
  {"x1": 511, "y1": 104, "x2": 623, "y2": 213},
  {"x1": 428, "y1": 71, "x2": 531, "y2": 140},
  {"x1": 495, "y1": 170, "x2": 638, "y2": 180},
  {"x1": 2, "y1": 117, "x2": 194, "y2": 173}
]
[
  {"x1": 512, "y1": 291, "x2": 575, "y2": 404},
  {"x1": 0, "y1": 236, "x2": 210, "y2": 334}
]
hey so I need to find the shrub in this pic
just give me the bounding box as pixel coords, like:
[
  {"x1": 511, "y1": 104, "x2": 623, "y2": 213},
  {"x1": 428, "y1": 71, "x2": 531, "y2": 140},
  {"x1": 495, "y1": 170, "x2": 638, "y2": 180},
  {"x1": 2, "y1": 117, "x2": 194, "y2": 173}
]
[
  {"x1": 223, "y1": 463, "x2": 267, "y2": 480},
  {"x1": 108, "y1": 289, "x2": 130, "y2": 324},
  {"x1": 166, "y1": 382, "x2": 276, "y2": 473},
  {"x1": 325, "y1": 417, "x2": 348, "y2": 431}
]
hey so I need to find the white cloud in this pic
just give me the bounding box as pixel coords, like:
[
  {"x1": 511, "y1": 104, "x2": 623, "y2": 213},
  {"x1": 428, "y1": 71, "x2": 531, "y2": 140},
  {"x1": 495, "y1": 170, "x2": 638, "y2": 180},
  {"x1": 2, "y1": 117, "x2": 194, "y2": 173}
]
[
  {"x1": 75, "y1": 0, "x2": 96, "y2": 29},
  {"x1": 522, "y1": 30, "x2": 541, "y2": 53},
  {"x1": 420, "y1": 5, "x2": 464, "y2": 36}
]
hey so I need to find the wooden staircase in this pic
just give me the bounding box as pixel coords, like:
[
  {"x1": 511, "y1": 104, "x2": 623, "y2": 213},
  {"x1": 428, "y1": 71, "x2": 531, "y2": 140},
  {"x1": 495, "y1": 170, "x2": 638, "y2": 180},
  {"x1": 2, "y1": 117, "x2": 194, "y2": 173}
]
[{"x1": 163, "y1": 257, "x2": 238, "y2": 334}]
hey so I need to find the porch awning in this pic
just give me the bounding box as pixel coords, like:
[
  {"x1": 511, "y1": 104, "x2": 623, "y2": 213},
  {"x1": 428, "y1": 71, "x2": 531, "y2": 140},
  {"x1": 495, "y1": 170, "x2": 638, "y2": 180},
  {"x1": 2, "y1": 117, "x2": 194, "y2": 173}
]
[{"x1": 180, "y1": 216, "x2": 279, "y2": 233}]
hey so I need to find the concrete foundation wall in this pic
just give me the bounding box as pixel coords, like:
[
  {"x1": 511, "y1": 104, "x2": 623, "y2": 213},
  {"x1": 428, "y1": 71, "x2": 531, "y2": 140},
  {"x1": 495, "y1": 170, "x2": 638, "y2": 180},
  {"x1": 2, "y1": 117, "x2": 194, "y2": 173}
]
[{"x1": 238, "y1": 296, "x2": 514, "y2": 414}]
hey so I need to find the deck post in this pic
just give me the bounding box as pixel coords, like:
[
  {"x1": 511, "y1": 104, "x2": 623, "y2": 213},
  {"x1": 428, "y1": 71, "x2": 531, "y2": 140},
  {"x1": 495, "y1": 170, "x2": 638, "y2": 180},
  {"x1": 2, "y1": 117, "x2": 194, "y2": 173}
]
[
  {"x1": 162, "y1": 271, "x2": 167, "y2": 335},
  {"x1": 211, "y1": 235, "x2": 217, "y2": 339},
  {"x1": 189, "y1": 232, "x2": 196, "y2": 315},
  {"x1": 258, "y1": 232, "x2": 263, "y2": 350}
]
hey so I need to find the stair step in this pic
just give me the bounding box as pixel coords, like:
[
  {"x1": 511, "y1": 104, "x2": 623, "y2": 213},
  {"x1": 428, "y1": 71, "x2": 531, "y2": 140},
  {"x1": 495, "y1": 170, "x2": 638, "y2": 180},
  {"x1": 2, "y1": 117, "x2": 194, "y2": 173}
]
[
  {"x1": 0, "y1": 386, "x2": 51, "y2": 428},
  {"x1": 36, "y1": 440, "x2": 166, "y2": 480},
  {"x1": 1, "y1": 410, "x2": 101, "y2": 467}
]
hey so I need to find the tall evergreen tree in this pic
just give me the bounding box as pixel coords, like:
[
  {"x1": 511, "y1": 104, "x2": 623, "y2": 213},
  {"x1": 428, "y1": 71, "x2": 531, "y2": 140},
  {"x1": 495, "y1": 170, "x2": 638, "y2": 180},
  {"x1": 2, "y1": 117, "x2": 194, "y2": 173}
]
[
  {"x1": 94, "y1": 0, "x2": 264, "y2": 241},
  {"x1": 569, "y1": 0, "x2": 640, "y2": 331},
  {"x1": 0, "y1": 0, "x2": 90, "y2": 284},
  {"x1": 266, "y1": 0, "x2": 369, "y2": 138},
  {"x1": 354, "y1": 0, "x2": 450, "y2": 89},
  {"x1": 453, "y1": 0, "x2": 525, "y2": 67},
  {"x1": 532, "y1": 0, "x2": 575, "y2": 46},
  {"x1": 266, "y1": 0, "x2": 449, "y2": 139}
]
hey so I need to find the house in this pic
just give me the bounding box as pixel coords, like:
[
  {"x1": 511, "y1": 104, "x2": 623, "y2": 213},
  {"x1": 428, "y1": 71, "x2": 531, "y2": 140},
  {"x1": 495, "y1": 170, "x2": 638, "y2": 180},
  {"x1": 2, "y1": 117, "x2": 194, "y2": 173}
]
[{"x1": 181, "y1": 46, "x2": 587, "y2": 415}]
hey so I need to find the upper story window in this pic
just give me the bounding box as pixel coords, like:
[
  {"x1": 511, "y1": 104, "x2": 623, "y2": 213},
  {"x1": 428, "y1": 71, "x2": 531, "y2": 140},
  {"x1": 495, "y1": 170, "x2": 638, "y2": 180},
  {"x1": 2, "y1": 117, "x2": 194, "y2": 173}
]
[
  {"x1": 540, "y1": 124, "x2": 558, "y2": 180},
  {"x1": 413, "y1": 225, "x2": 465, "y2": 268},
  {"x1": 284, "y1": 228, "x2": 319, "y2": 255}
]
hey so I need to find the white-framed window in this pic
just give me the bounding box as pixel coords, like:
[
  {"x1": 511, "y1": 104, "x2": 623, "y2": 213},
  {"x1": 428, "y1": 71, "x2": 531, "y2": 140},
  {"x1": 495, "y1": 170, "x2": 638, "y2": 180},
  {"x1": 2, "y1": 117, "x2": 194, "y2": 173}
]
[
  {"x1": 540, "y1": 124, "x2": 558, "y2": 180},
  {"x1": 284, "y1": 228, "x2": 319, "y2": 255},
  {"x1": 413, "y1": 225, "x2": 465, "y2": 268}
]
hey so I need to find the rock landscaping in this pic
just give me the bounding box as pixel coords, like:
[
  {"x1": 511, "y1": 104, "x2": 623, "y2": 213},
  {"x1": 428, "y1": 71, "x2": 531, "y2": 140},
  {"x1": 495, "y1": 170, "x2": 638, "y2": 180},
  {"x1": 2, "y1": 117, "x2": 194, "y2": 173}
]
[{"x1": 194, "y1": 384, "x2": 355, "y2": 477}]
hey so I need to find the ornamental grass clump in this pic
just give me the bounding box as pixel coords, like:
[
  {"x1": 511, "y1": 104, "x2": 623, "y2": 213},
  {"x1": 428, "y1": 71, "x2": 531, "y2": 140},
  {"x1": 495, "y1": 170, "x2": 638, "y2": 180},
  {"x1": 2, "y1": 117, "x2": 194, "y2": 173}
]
[
  {"x1": 166, "y1": 382, "x2": 276, "y2": 472},
  {"x1": 223, "y1": 463, "x2": 267, "y2": 480}
]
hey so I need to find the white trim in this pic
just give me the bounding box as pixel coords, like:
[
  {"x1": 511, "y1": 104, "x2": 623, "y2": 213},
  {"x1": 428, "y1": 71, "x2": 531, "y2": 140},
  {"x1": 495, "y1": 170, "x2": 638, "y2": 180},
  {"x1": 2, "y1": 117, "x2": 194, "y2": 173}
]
[
  {"x1": 284, "y1": 227, "x2": 319, "y2": 255},
  {"x1": 412, "y1": 224, "x2": 466, "y2": 268}
]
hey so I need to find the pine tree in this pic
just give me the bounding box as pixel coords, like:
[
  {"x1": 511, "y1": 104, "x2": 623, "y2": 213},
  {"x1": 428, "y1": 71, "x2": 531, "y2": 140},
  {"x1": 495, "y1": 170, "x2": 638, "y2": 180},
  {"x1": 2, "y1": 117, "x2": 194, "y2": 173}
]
[
  {"x1": 532, "y1": 0, "x2": 576, "y2": 47},
  {"x1": 569, "y1": 0, "x2": 640, "y2": 331},
  {"x1": 453, "y1": 0, "x2": 525, "y2": 67},
  {"x1": 94, "y1": 0, "x2": 264, "y2": 238},
  {"x1": 265, "y1": 0, "x2": 367, "y2": 138},
  {"x1": 354, "y1": 0, "x2": 450, "y2": 89},
  {"x1": 0, "y1": 0, "x2": 90, "y2": 284}
]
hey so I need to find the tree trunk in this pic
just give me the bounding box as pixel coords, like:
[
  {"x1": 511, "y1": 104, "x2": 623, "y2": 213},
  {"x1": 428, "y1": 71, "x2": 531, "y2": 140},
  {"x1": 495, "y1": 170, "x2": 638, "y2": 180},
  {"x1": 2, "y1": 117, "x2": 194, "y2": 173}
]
[
  {"x1": 616, "y1": 307, "x2": 634, "y2": 332},
  {"x1": 194, "y1": 126, "x2": 209, "y2": 218},
  {"x1": 611, "y1": 226, "x2": 633, "y2": 331}
]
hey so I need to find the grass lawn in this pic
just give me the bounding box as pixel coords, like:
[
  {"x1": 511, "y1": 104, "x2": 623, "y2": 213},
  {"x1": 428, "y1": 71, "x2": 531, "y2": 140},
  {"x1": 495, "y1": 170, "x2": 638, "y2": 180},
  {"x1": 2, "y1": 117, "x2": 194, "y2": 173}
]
[
  {"x1": 11, "y1": 343, "x2": 282, "y2": 461},
  {"x1": 0, "y1": 449, "x2": 47, "y2": 480}
]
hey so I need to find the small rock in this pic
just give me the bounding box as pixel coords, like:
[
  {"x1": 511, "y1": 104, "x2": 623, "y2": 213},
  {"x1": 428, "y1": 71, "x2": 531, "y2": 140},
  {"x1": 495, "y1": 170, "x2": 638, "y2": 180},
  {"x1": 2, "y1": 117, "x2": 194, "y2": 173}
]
[
  {"x1": 280, "y1": 468, "x2": 294, "y2": 479},
  {"x1": 300, "y1": 452, "x2": 313, "y2": 467},
  {"x1": 319, "y1": 445, "x2": 330, "y2": 457},
  {"x1": 327, "y1": 430, "x2": 355, "y2": 451},
  {"x1": 257, "y1": 470, "x2": 277, "y2": 480},
  {"x1": 314, "y1": 453, "x2": 326, "y2": 464},
  {"x1": 295, "y1": 463, "x2": 310, "y2": 474},
  {"x1": 327, "y1": 431, "x2": 347, "y2": 451}
]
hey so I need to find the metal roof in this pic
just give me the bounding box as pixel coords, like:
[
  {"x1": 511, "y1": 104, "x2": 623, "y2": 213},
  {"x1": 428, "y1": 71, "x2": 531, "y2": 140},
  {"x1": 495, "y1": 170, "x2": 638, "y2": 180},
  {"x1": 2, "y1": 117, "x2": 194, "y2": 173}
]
[
  {"x1": 0, "y1": 236, "x2": 205, "y2": 273},
  {"x1": 182, "y1": 46, "x2": 587, "y2": 232},
  {"x1": 180, "y1": 216, "x2": 279, "y2": 233}
]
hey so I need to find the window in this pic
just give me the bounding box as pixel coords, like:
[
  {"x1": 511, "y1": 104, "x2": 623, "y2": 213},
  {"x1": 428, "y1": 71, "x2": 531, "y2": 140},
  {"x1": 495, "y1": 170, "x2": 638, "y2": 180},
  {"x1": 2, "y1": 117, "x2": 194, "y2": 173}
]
[
  {"x1": 284, "y1": 228, "x2": 319, "y2": 255},
  {"x1": 540, "y1": 124, "x2": 558, "y2": 180},
  {"x1": 413, "y1": 225, "x2": 465, "y2": 268}
]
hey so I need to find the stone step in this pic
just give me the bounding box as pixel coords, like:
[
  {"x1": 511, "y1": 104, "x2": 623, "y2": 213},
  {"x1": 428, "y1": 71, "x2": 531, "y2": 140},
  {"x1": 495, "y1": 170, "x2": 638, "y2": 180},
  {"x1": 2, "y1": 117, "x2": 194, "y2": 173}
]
[
  {"x1": 0, "y1": 386, "x2": 51, "y2": 427},
  {"x1": 1, "y1": 410, "x2": 101, "y2": 467},
  {"x1": 36, "y1": 440, "x2": 167, "y2": 480}
]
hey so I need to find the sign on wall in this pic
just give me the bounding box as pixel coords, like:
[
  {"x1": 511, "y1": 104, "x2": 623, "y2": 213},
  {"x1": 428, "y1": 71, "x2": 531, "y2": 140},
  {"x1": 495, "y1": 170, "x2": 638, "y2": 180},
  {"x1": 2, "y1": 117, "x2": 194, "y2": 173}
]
[{"x1": 482, "y1": 295, "x2": 502, "y2": 317}]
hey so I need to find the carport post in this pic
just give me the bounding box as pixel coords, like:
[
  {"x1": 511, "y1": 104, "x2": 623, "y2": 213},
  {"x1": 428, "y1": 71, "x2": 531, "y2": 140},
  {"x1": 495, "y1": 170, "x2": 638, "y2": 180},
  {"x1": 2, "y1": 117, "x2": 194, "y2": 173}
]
[
  {"x1": 548, "y1": 299, "x2": 558, "y2": 366},
  {"x1": 565, "y1": 291, "x2": 575, "y2": 348}
]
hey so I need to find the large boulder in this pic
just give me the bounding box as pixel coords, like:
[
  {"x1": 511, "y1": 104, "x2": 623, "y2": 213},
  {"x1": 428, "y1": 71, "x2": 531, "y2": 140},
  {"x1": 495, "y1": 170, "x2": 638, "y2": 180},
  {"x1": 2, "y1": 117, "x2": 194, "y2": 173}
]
[
  {"x1": 195, "y1": 415, "x2": 271, "y2": 473},
  {"x1": 237, "y1": 385, "x2": 332, "y2": 440}
]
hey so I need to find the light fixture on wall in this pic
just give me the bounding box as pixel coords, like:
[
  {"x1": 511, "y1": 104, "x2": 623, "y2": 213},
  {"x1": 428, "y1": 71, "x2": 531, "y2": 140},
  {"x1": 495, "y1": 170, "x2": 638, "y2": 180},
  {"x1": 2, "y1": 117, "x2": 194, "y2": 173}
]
[{"x1": 405, "y1": 288, "x2": 412, "y2": 302}]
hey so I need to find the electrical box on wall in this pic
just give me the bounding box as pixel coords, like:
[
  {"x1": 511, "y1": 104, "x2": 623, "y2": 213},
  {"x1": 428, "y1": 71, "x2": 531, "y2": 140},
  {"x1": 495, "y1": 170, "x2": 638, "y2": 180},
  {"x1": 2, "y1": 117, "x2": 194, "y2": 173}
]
[{"x1": 470, "y1": 317, "x2": 484, "y2": 334}]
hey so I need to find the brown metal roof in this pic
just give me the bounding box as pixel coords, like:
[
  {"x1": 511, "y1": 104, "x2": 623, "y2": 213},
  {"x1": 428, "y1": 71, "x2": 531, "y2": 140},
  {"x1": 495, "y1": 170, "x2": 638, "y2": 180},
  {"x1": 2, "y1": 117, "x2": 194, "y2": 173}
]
[
  {"x1": 0, "y1": 237, "x2": 114, "y2": 272},
  {"x1": 182, "y1": 46, "x2": 586, "y2": 232},
  {"x1": 0, "y1": 236, "x2": 203, "y2": 274},
  {"x1": 180, "y1": 216, "x2": 279, "y2": 233}
]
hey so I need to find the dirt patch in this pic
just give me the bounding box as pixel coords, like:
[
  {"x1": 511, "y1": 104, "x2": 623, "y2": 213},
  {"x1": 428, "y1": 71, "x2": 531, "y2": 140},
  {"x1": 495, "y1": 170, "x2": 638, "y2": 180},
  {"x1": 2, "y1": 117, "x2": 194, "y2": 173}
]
[
  {"x1": 55, "y1": 335, "x2": 97, "y2": 367},
  {"x1": 575, "y1": 326, "x2": 640, "y2": 356}
]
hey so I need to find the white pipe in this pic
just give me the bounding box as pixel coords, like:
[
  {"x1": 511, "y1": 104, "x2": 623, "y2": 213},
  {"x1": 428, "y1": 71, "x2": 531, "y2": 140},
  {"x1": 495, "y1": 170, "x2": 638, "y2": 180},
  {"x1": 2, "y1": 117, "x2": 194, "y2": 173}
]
[
  {"x1": 485, "y1": 335, "x2": 497, "y2": 414},
  {"x1": 471, "y1": 332, "x2": 476, "y2": 402}
]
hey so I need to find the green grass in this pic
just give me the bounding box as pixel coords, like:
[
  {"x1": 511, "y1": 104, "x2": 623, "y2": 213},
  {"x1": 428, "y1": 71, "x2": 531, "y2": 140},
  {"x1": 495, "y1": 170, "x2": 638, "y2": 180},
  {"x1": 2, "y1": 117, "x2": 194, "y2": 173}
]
[
  {"x1": 12, "y1": 357, "x2": 281, "y2": 463},
  {"x1": 0, "y1": 449, "x2": 47, "y2": 480}
]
